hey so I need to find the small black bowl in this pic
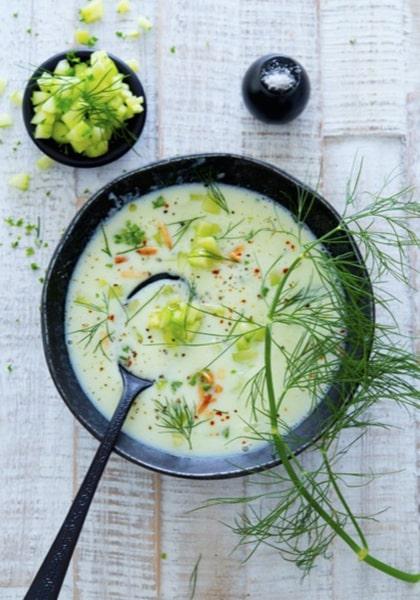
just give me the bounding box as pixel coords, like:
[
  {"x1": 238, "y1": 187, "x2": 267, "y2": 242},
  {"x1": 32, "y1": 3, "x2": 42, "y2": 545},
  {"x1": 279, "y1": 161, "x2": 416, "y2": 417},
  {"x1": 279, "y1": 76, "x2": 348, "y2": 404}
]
[
  {"x1": 22, "y1": 50, "x2": 147, "y2": 168},
  {"x1": 41, "y1": 154, "x2": 374, "y2": 479}
]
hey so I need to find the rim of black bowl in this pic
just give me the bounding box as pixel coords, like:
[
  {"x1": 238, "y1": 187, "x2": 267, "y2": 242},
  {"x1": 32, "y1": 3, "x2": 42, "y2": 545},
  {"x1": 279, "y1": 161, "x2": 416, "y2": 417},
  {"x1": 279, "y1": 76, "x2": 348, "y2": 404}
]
[
  {"x1": 41, "y1": 153, "x2": 375, "y2": 479},
  {"x1": 22, "y1": 50, "x2": 147, "y2": 168}
]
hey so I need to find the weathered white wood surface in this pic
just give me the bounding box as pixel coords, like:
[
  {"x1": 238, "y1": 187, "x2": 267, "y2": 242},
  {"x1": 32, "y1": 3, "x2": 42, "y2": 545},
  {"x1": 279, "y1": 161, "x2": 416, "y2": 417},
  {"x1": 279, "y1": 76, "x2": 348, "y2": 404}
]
[{"x1": 0, "y1": 1, "x2": 418, "y2": 599}]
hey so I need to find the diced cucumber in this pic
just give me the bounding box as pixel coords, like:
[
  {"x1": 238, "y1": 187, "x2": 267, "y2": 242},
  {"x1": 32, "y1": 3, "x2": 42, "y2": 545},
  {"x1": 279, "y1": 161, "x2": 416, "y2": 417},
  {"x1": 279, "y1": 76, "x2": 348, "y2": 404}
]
[
  {"x1": 269, "y1": 270, "x2": 283, "y2": 286},
  {"x1": 126, "y1": 58, "x2": 139, "y2": 72},
  {"x1": 79, "y1": 0, "x2": 104, "y2": 24},
  {"x1": 35, "y1": 122, "x2": 53, "y2": 138},
  {"x1": 54, "y1": 59, "x2": 72, "y2": 76},
  {"x1": 138, "y1": 15, "x2": 153, "y2": 31},
  {"x1": 202, "y1": 195, "x2": 221, "y2": 214},
  {"x1": 41, "y1": 96, "x2": 57, "y2": 114},
  {"x1": 8, "y1": 173, "x2": 30, "y2": 191},
  {"x1": 116, "y1": 0, "x2": 131, "y2": 13},
  {"x1": 36, "y1": 155, "x2": 54, "y2": 170},
  {"x1": 196, "y1": 236, "x2": 221, "y2": 255},
  {"x1": 31, "y1": 111, "x2": 47, "y2": 125},
  {"x1": 52, "y1": 122, "x2": 69, "y2": 143},
  {"x1": 84, "y1": 140, "x2": 108, "y2": 157},
  {"x1": 232, "y1": 349, "x2": 258, "y2": 363},
  {"x1": 195, "y1": 221, "x2": 221, "y2": 237},
  {"x1": 9, "y1": 90, "x2": 23, "y2": 106},
  {"x1": 148, "y1": 299, "x2": 202, "y2": 344},
  {"x1": 0, "y1": 113, "x2": 12, "y2": 127},
  {"x1": 31, "y1": 91, "x2": 50, "y2": 105},
  {"x1": 74, "y1": 29, "x2": 98, "y2": 47},
  {"x1": 74, "y1": 63, "x2": 88, "y2": 78}
]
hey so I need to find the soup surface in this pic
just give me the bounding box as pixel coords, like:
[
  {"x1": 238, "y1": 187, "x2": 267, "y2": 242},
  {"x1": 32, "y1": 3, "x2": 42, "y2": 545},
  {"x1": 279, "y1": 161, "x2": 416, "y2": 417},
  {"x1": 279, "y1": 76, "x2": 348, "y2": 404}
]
[{"x1": 66, "y1": 183, "x2": 329, "y2": 455}]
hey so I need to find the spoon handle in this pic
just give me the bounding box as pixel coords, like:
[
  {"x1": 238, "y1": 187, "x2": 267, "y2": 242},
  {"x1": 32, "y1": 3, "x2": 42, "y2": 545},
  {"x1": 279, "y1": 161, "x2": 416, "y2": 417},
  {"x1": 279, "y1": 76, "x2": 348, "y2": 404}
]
[{"x1": 24, "y1": 372, "x2": 152, "y2": 600}]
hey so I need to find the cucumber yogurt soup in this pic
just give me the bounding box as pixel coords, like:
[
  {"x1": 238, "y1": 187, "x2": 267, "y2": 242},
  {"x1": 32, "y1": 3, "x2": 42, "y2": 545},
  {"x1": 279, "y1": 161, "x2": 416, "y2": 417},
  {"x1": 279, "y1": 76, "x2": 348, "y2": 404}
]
[{"x1": 66, "y1": 182, "x2": 331, "y2": 456}]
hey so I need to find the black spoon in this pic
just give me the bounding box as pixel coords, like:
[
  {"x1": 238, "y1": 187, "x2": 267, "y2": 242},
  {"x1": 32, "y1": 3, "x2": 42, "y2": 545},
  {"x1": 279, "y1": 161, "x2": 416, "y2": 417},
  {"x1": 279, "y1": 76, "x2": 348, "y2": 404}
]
[{"x1": 25, "y1": 273, "x2": 181, "y2": 600}]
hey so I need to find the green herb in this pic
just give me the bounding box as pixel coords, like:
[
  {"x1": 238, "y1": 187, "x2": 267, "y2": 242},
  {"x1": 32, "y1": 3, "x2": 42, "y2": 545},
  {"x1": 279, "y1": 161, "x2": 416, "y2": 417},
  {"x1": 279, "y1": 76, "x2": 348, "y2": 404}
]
[
  {"x1": 100, "y1": 224, "x2": 112, "y2": 257},
  {"x1": 86, "y1": 35, "x2": 98, "y2": 48},
  {"x1": 152, "y1": 195, "x2": 166, "y2": 209},
  {"x1": 188, "y1": 554, "x2": 202, "y2": 600},
  {"x1": 167, "y1": 215, "x2": 203, "y2": 248},
  {"x1": 25, "y1": 247, "x2": 35, "y2": 257},
  {"x1": 155, "y1": 398, "x2": 206, "y2": 450},
  {"x1": 6, "y1": 363, "x2": 13, "y2": 373},
  {"x1": 66, "y1": 51, "x2": 81, "y2": 64},
  {"x1": 113, "y1": 220, "x2": 145, "y2": 248},
  {"x1": 188, "y1": 168, "x2": 420, "y2": 583},
  {"x1": 170, "y1": 380, "x2": 183, "y2": 393},
  {"x1": 30, "y1": 262, "x2": 39, "y2": 271},
  {"x1": 170, "y1": 46, "x2": 176, "y2": 54},
  {"x1": 160, "y1": 552, "x2": 167, "y2": 560},
  {"x1": 205, "y1": 180, "x2": 229, "y2": 214},
  {"x1": 115, "y1": 31, "x2": 125, "y2": 38}
]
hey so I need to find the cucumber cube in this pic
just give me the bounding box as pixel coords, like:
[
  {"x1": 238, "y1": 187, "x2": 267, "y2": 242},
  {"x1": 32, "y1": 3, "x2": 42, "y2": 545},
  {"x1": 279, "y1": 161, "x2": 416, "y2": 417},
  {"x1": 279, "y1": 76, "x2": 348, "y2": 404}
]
[
  {"x1": 0, "y1": 113, "x2": 12, "y2": 127},
  {"x1": 79, "y1": 0, "x2": 104, "y2": 24},
  {"x1": 8, "y1": 173, "x2": 30, "y2": 191},
  {"x1": 35, "y1": 122, "x2": 53, "y2": 138}
]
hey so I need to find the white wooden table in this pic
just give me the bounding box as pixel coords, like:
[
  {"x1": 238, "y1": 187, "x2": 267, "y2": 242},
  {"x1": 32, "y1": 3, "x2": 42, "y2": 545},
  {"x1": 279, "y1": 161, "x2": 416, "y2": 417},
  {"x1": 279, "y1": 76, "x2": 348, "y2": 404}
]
[{"x1": 0, "y1": 1, "x2": 419, "y2": 598}]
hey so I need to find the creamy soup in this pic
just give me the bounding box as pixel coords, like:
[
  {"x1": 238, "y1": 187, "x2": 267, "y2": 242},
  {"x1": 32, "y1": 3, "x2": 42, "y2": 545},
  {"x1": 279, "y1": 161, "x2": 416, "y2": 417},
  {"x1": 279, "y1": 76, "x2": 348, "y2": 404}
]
[{"x1": 66, "y1": 183, "x2": 329, "y2": 456}]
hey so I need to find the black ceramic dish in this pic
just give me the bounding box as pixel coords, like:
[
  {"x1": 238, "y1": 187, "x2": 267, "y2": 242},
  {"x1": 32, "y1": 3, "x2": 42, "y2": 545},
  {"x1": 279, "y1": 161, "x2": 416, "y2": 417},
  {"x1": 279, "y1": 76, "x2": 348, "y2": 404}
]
[
  {"x1": 22, "y1": 50, "x2": 147, "y2": 168},
  {"x1": 42, "y1": 153, "x2": 374, "y2": 479}
]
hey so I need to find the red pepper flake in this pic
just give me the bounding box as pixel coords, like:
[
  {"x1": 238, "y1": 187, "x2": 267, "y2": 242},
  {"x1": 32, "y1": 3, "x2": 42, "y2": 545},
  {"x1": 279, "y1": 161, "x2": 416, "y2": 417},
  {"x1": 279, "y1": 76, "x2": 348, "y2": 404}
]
[
  {"x1": 282, "y1": 267, "x2": 289, "y2": 274},
  {"x1": 285, "y1": 240, "x2": 290, "y2": 245},
  {"x1": 114, "y1": 255, "x2": 128, "y2": 264},
  {"x1": 137, "y1": 246, "x2": 158, "y2": 256},
  {"x1": 211, "y1": 269, "x2": 220, "y2": 275},
  {"x1": 198, "y1": 392, "x2": 215, "y2": 414},
  {"x1": 225, "y1": 415, "x2": 230, "y2": 420},
  {"x1": 210, "y1": 420, "x2": 215, "y2": 426},
  {"x1": 108, "y1": 314, "x2": 115, "y2": 321}
]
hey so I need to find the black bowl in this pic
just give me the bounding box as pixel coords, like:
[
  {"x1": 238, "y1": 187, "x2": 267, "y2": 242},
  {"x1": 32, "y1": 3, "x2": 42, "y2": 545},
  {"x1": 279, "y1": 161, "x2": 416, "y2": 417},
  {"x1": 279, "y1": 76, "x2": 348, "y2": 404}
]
[
  {"x1": 41, "y1": 154, "x2": 374, "y2": 479},
  {"x1": 22, "y1": 50, "x2": 147, "y2": 168}
]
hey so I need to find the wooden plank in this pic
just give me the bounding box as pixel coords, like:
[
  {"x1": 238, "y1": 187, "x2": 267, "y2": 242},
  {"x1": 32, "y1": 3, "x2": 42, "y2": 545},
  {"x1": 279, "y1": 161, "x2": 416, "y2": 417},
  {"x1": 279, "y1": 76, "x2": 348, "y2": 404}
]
[
  {"x1": 157, "y1": 0, "x2": 242, "y2": 157},
  {"x1": 69, "y1": 1, "x2": 162, "y2": 598},
  {"x1": 156, "y1": 3, "x2": 250, "y2": 598},
  {"x1": 322, "y1": 136, "x2": 419, "y2": 600},
  {"x1": 320, "y1": 0, "x2": 406, "y2": 136},
  {"x1": 239, "y1": 0, "x2": 322, "y2": 183},
  {"x1": 0, "y1": 1, "x2": 76, "y2": 595},
  {"x1": 406, "y1": 88, "x2": 420, "y2": 570},
  {"x1": 235, "y1": 3, "x2": 335, "y2": 599}
]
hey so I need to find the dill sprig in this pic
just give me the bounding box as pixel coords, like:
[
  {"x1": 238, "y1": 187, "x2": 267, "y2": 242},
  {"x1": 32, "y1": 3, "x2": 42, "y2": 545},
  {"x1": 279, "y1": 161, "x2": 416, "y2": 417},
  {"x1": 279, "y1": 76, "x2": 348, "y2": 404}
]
[
  {"x1": 167, "y1": 215, "x2": 203, "y2": 248},
  {"x1": 203, "y1": 179, "x2": 230, "y2": 213},
  {"x1": 154, "y1": 398, "x2": 207, "y2": 450},
  {"x1": 190, "y1": 171, "x2": 420, "y2": 583}
]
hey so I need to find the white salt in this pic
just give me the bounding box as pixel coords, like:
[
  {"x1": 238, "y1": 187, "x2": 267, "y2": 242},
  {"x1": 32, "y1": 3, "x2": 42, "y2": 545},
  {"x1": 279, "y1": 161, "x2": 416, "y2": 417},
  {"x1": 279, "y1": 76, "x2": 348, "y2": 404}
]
[{"x1": 261, "y1": 68, "x2": 295, "y2": 92}]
